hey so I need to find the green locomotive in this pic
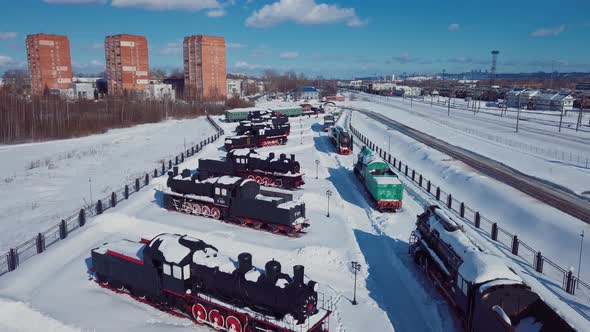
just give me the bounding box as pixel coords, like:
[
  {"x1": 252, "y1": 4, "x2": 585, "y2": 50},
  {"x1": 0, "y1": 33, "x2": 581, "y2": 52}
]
[{"x1": 353, "y1": 146, "x2": 403, "y2": 212}]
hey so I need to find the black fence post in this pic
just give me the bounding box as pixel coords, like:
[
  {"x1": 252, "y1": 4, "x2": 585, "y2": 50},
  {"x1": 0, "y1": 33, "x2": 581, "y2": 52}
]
[
  {"x1": 447, "y1": 194, "x2": 453, "y2": 209},
  {"x1": 168, "y1": 160, "x2": 172, "y2": 169},
  {"x1": 96, "y1": 200, "x2": 103, "y2": 215},
  {"x1": 135, "y1": 178, "x2": 140, "y2": 191},
  {"x1": 398, "y1": 161, "x2": 402, "y2": 171},
  {"x1": 154, "y1": 168, "x2": 158, "y2": 178},
  {"x1": 181, "y1": 153, "x2": 184, "y2": 162},
  {"x1": 491, "y1": 223, "x2": 498, "y2": 240},
  {"x1": 393, "y1": 157, "x2": 397, "y2": 165},
  {"x1": 436, "y1": 187, "x2": 441, "y2": 200},
  {"x1": 59, "y1": 219, "x2": 67, "y2": 239},
  {"x1": 175, "y1": 156, "x2": 179, "y2": 165},
  {"x1": 404, "y1": 165, "x2": 408, "y2": 176},
  {"x1": 427, "y1": 180, "x2": 431, "y2": 193},
  {"x1": 79, "y1": 209, "x2": 86, "y2": 227},
  {"x1": 124, "y1": 185, "x2": 129, "y2": 199},
  {"x1": 192, "y1": 146, "x2": 195, "y2": 155},
  {"x1": 411, "y1": 170, "x2": 415, "y2": 181},
  {"x1": 144, "y1": 173, "x2": 149, "y2": 186},
  {"x1": 475, "y1": 212, "x2": 481, "y2": 228},
  {"x1": 419, "y1": 175, "x2": 423, "y2": 187},
  {"x1": 111, "y1": 192, "x2": 117, "y2": 207},
  {"x1": 173, "y1": 166, "x2": 179, "y2": 176},
  {"x1": 511, "y1": 235, "x2": 519, "y2": 255},
  {"x1": 36, "y1": 233, "x2": 45, "y2": 254},
  {"x1": 535, "y1": 252, "x2": 544, "y2": 273},
  {"x1": 565, "y1": 270, "x2": 576, "y2": 295},
  {"x1": 8, "y1": 249, "x2": 17, "y2": 271},
  {"x1": 460, "y1": 202, "x2": 465, "y2": 217}
]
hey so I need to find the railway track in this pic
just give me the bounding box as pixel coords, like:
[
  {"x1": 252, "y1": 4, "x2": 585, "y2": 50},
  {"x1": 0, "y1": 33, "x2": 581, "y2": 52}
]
[{"x1": 351, "y1": 108, "x2": 590, "y2": 224}]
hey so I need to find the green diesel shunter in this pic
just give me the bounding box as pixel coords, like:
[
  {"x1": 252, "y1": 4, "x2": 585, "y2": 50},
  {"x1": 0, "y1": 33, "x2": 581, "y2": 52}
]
[
  {"x1": 225, "y1": 109, "x2": 251, "y2": 122},
  {"x1": 353, "y1": 146, "x2": 403, "y2": 212},
  {"x1": 273, "y1": 107, "x2": 303, "y2": 117}
]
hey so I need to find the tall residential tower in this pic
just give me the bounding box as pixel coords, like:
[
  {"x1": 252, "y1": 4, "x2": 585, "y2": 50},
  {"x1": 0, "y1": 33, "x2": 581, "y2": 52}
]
[
  {"x1": 26, "y1": 33, "x2": 73, "y2": 95},
  {"x1": 183, "y1": 35, "x2": 226, "y2": 102},
  {"x1": 104, "y1": 34, "x2": 149, "y2": 95}
]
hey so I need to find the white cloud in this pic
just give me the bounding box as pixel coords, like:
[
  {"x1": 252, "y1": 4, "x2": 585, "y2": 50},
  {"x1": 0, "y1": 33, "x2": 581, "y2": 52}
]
[
  {"x1": 0, "y1": 32, "x2": 18, "y2": 40},
  {"x1": 279, "y1": 51, "x2": 298, "y2": 59},
  {"x1": 159, "y1": 42, "x2": 182, "y2": 55},
  {"x1": 0, "y1": 55, "x2": 15, "y2": 66},
  {"x1": 111, "y1": 0, "x2": 221, "y2": 11},
  {"x1": 234, "y1": 61, "x2": 266, "y2": 70},
  {"x1": 207, "y1": 8, "x2": 225, "y2": 17},
  {"x1": 246, "y1": 0, "x2": 366, "y2": 28},
  {"x1": 43, "y1": 0, "x2": 106, "y2": 4},
  {"x1": 530, "y1": 25, "x2": 565, "y2": 37},
  {"x1": 448, "y1": 23, "x2": 460, "y2": 31},
  {"x1": 227, "y1": 42, "x2": 246, "y2": 49},
  {"x1": 90, "y1": 43, "x2": 104, "y2": 49}
]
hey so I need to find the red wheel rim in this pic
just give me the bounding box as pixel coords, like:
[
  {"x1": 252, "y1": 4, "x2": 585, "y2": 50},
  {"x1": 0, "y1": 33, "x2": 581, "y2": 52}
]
[
  {"x1": 211, "y1": 207, "x2": 221, "y2": 220},
  {"x1": 192, "y1": 203, "x2": 201, "y2": 215},
  {"x1": 226, "y1": 316, "x2": 242, "y2": 332},
  {"x1": 255, "y1": 176, "x2": 263, "y2": 184},
  {"x1": 263, "y1": 177, "x2": 271, "y2": 186},
  {"x1": 247, "y1": 175, "x2": 255, "y2": 180},
  {"x1": 209, "y1": 309, "x2": 224, "y2": 330},
  {"x1": 192, "y1": 303, "x2": 207, "y2": 323},
  {"x1": 201, "y1": 205, "x2": 211, "y2": 216}
]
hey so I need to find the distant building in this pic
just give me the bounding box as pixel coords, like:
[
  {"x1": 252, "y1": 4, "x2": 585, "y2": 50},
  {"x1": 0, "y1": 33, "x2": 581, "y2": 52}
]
[
  {"x1": 256, "y1": 81, "x2": 264, "y2": 93},
  {"x1": 104, "y1": 34, "x2": 149, "y2": 95},
  {"x1": 291, "y1": 86, "x2": 320, "y2": 100},
  {"x1": 394, "y1": 86, "x2": 422, "y2": 97},
  {"x1": 163, "y1": 78, "x2": 184, "y2": 99},
  {"x1": 575, "y1": 82, "x2": 590, "y2": 92},
  {"x1": 148, "y1": 81, "x2": 175, "y2": 100},
  {"x1": 26, "y1": 33, "x2": 73, "y2": 95},
  {"x1": 370, "y1": 82, "x2": 396, "y2": 91},
  {"x1": 506, "y1": 89, "x2": 539, "y2": 108},
  {"x1": 183, "y1": 35, "x2": 227, "y2": 102},
  {"x1": 227, "y1": 78, "x2": 242, "y2": 97},
  {"x1": 534, "y1": 92, "x2": 574, "y2": 112}
]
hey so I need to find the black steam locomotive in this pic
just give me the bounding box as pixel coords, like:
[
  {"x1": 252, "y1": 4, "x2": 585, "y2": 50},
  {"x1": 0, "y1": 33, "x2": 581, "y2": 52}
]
[
  {"x1": 329, "y1": 126, "x2": 353, "y2": 155},
  {"x1": 197, "y1": 149, "x2": 304, "y2": 189},
  {"x1": 90, "y1": 233, "x2": 331, "y2": 332},
  {"x1": 225, "y1": 123, "x2": 290, "y2": 150},
  {"x1": 160, "y1": 169, "x2": 309, "y2": 236},
  {"x1": 409, "y1": 205, "x2": 575, "y2": 332},
  {"x1": 235, "y1": 120, "x2": 291, "y2": 136}
]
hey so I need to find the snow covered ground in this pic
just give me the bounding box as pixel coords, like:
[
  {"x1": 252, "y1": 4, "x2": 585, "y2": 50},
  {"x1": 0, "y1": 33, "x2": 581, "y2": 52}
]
[
  {"x1": 344, "y1": 92, "x2": 590, "y2": 197},
  {"x1": 0, "y1": 117, "x2": 216, "y2": 254},
  {"x1": 0, "y1": 110, "x2": 461, "y2": 332}
]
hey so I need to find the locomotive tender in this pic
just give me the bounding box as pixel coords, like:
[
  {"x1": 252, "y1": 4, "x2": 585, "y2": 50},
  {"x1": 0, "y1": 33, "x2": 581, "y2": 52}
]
[
  {"x1": 90, "y1": 233, "x2": 331, "y2": 332},
  {"x1": 409, "y1": 205, "x2": 575, "y2": 332},
  {"x1": 323, "y1": 114, "x2": 335, "y2": 132},
  {"x1": 161, "y1": 169, "x2": 308, "y2": 236},
  {"x1": 354, "y1": 146, "x2": 403, "y2": 212},
  {"x1": 329, "y1": 126, "x2": 353, "y2": 155},
  {"x1": 198, "y1": 149, "x2": 305, "y2": 189}
]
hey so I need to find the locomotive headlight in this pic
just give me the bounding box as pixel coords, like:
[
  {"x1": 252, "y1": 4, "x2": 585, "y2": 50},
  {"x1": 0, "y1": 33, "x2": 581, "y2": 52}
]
[{"x1": 308, "y1": 280, "x2": 319, "y2": 292}]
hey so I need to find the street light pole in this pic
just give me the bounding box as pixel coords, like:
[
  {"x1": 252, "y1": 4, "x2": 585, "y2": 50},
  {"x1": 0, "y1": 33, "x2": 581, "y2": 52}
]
[
  {"x1": 326, "y1": 190, "x2": 332, "y2": 217},
  {"x1": 351, "y1": 261, "x2": 361, "y2": 305},
  {"x1": 578, "y1": 230, "x2": 585, "y2": 287},
  {"x1": 315, "y1": 160, "x2": 320, "y2": 179}
]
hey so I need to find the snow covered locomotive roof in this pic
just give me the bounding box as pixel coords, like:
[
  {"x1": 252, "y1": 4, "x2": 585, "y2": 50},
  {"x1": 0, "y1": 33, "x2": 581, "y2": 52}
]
[
  {"x1": 427, "y1": 207, "x2": 523, "y2": 285},
  {"x1": 373, "y1": 176, "x2": 401, "y2": 185}
]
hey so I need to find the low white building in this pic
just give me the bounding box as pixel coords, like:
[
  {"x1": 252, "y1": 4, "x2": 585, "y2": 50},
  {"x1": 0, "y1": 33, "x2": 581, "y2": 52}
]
[
  {"x1": 370, "y1": 82, "x2": 396, "y2": 91},
  {"x1": 506, "y1": 89, "x2": 539, "y2": 108},
  {"x1": 394, "y1": 85, "x2": 422, "y2": 97},
  {"x1": 148, "y1": 82, "x2": 175, "y2": 100},
  {"x1": 227, "y1": 78, "x2": 242, "y2": 97},
  {"x1": 534, "y1": 92, "x2": 574, "y2": 112},
  {"x1": 291, "y1": 86, "x2": 320, "y2": 100},
  {"x1": 71, "y1": 82, "x2": 95, "y2": 100}
]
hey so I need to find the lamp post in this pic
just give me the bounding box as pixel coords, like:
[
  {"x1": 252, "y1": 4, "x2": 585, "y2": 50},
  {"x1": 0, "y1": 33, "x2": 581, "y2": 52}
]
[
  {"x1": 326, "y1": 190, "x2": 332, "y2": 217},
  {"x1": 578, "y1": 229, "x2": 585, "y2": 288},
  {"x1": 315, "y1": 160, "x2": 320, "y2": 179},
  {"x1": 351, "y1": 261, "x2": 361, "y2": 305}
]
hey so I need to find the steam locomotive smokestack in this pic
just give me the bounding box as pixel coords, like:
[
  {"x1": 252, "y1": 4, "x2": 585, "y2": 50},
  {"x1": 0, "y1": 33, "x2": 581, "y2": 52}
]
[
  {"x1": 238, "y1": 252, "x2": 252, "y2": 273},
  {"x1": 290, "y1": 154, "x2": 295, "y2": 161},
  {"x1": 173, "y1": 166, "x2": 179, "y2": 176},
  {"x1": 269, "y1": 152, "x2": 275, "y2": 160},
  {"x1": 265, "y1": 260, "x2": 281, "y2": 283},
  {"x1": 293, "y1": 265, "x2": 304, "y2": 285},
  {"x1": 280, "y1": 153, "x2": 286, "y2": 160}
]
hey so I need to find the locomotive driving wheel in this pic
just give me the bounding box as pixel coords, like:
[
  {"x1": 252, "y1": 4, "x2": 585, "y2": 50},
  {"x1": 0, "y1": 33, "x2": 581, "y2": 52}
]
[
  {"x1": 201, "y1": 205, "x2": 211, "y2": 217},
  {"x1": 211, "y1": 207, "x2": 221, "y2": 220},
  {"x1": 192, "y1": 303, "x2": 207, "y2": 323},
  {"x1": 263, "y1": 177, "x2": 271, "y2": 186},
  {"x1": 226, "y1": 315, "x2": 242, "y2": 332},
  {"x1": 209, "y1": 309, "x2": 225, "y2": 330}
]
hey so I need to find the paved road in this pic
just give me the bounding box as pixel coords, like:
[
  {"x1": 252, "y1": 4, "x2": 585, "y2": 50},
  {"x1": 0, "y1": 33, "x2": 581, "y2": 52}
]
[{"x1": 352, "y1": 108, "x2": 590, "y2": 224}]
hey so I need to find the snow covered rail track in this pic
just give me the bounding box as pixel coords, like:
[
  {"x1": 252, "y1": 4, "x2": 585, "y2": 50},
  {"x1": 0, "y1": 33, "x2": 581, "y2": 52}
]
[{"x1": 351, "y1": 108, "x2": 590, "y2": 224}]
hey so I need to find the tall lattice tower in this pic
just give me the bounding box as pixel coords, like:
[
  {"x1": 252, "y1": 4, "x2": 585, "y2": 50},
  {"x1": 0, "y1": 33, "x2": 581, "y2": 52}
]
[{"x1": 490, "y1": 50, "x2": 499, "y2": 85}]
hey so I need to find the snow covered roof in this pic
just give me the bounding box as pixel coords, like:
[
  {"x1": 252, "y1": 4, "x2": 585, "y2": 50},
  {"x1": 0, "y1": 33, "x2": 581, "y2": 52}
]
[
  {"x1": 428, "y1": 209, "x2": 522, "y2": 285},
  {"x1": 231, "y1": 148, "x2": 257, "y2": 157},
  {"x1": 202, "y1": 176, "x2": 242, "y2": 185},
  {"x1": 94, "y1": 239, "x2": 145, "y2": 262},
  {"x1": 150, "y1": 233, "x2": 192, "y2": 264},
  {"x1": 373, "y1": 176, "x2": 401, "y2": 185}
]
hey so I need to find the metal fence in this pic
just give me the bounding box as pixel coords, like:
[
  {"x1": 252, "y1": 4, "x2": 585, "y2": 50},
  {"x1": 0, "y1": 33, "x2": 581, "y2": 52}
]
[
  {"x1": 0, "y1": 114, "x2": 224, "y2": 277},
  {"x1": 349, "y1": 121, "x2": 589, "y2": 299}
]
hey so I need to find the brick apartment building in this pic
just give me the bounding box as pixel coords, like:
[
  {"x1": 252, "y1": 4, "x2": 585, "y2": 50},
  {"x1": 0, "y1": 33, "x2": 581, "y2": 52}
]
[
  {"x1": 26, "y1": 33, "x2": 73, "y2": 95},
  {"x1": 183, "y1": 35, "x2": 226, "y2": 102},
  {"x1": 104, "y1": 34, "x2": 149, "y2": 95}
]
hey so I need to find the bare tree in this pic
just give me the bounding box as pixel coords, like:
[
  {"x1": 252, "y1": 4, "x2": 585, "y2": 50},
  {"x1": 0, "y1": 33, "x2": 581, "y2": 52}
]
[
  {"x1": 150, "y1": 67, "x2": 167, "y2": 80},
  {"x1": 2, "y1": 69, "x2": 29, "y2": 95}
]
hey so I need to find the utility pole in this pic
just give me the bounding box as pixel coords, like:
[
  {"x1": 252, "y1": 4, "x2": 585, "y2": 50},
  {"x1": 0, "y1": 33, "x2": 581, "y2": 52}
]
[
  {"x1": 559, "y1": 102, "x2": 564, "y2": 132},
  {"x1": 516, "y1": 93, "x2": 522, "y2": 133},
  {"x1": 578, "y1": 230, "x2": 585, "y2": 288},
  {"x1": 315, "y1": 160, "x2": 320, "y2": 179},
  {"x1": 351, "y1": 261, "x2": 361, "y2": 305},
  {"x1": 89, "y1": 177, "x2": 93, "y2": 204},
  {"x1": 577, "y1": 96, "x2": 584, "y2": 132}
]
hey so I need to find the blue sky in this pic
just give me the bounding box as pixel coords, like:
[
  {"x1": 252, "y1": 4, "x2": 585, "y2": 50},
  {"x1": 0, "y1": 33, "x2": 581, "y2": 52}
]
[{"x1": 1, "y1": 0, "x2": 589, "y2": 78}]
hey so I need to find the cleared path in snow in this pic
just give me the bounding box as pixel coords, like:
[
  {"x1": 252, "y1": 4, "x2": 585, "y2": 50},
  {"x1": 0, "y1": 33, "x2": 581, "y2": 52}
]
[{"x1": 351, "y1": 108, "x2": 590, "y2": 224}]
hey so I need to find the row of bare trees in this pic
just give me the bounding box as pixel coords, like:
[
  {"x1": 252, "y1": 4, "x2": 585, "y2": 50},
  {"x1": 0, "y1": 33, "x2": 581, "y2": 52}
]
[
  {"x1": 0, "y1": 89, "x2": 229, "y2": 144},
  {"x1": 261, "y1": 70, "x2": 338, "y2": 97}
]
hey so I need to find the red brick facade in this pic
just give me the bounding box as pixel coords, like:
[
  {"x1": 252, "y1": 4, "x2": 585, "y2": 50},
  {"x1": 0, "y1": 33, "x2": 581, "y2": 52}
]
[
  {"x1": 105, "y1": 34, "x2": 149, "y2": 95},
  {"x1": 183, "y1": 35, "x2": 227, "y2": 102},
  {"x1": 26, "y1": 34, "x2": 73, "y2": 95}
]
